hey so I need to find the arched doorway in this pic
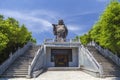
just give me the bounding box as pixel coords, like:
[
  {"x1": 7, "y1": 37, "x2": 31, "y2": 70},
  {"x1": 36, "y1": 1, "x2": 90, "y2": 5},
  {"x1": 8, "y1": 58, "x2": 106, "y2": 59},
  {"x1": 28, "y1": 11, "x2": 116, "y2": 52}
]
[{"x1": 55, "y1": 54, "x2": 69, "y2": 67}]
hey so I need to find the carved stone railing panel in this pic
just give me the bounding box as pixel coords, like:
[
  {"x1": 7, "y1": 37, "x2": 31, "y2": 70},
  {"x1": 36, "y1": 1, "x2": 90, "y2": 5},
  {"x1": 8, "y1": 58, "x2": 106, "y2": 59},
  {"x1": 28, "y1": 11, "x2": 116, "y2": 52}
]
[
  {"x1": 28, "y1": 45, "x2": 44, "y2": 78},
  {"x1": 44, "y1": 39, "x2": 80, "y2": 43},
  {"x1": 80, "y1": 45, "x2": 103, "y2": 77}
]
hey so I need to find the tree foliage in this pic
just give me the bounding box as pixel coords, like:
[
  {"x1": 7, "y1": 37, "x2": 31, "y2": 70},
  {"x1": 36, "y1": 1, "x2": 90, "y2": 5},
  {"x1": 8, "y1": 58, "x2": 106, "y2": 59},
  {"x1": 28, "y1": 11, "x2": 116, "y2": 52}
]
[
  {"x1": 0, "y1": 15, "x2": 36, "y2": 64},
  {"x1": 78, "y1": 0, "x2": 120, "y2": 56},
  {"x1": 80, "y1": 34, "x2": 91, "y2": 45}
]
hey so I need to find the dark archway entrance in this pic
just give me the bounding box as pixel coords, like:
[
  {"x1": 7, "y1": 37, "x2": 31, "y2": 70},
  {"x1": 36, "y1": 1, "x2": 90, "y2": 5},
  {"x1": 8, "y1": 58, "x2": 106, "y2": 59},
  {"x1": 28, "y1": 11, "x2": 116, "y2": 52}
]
[
  {"x1": 55, "y1": 54, "x2": 69, "y2": 67},
  {"x1": 51, "y1": 49, "x2": 72, "y2": 67}
]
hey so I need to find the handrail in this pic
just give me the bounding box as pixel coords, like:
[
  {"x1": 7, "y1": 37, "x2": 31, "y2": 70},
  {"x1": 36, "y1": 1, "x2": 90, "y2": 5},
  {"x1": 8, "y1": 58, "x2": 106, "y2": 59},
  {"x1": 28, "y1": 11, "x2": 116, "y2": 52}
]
[
  {"x1": 28, "y1": 45, "x2": 43, "y2": 77},
  {"x1": 81, "y1": 45, "x2": 103, "y2": 75}
]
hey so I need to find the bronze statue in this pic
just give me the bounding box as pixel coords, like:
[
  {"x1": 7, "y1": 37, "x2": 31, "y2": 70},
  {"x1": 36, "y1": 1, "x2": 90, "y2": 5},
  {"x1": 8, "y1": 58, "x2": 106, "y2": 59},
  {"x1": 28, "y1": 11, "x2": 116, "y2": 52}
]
[{"x1": 52, "y1": 20, "x2": 68, "y2": 42}]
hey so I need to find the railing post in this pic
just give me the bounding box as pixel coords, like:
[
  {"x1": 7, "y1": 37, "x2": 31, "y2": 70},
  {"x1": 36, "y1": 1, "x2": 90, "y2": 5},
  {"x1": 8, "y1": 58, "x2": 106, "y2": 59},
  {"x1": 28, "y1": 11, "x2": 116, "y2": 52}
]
[
  {"x1": 70, "y1": 39, "x2": 72, "y2": 43},
  {"x1": 53, "y1": 39, "x2": 54, "y2": 42},
  {"x1": 27, "y1": 65, "x2": 31, "y2": 78},
  {"x1": 9, "y1": 52, "x2": 13, "y2": 61},
  {"x1": 79, "y1": 39, "x2": 80, "y2": 43},
  {"x1": 99, "y1": 63, "x2": 104, "y2": 77},
  {"x1": 119, "y1": 58, "x2": 120, "y2": 66},
  {"x1": 44, "y1": 39, "x2": 46, "y2": 43},
  {"x1": 78, "y1": 47, "x2": 81, "y2": 68},
  {"x1": 80, "y1": 46, "x2": 84, "y2": 66}
]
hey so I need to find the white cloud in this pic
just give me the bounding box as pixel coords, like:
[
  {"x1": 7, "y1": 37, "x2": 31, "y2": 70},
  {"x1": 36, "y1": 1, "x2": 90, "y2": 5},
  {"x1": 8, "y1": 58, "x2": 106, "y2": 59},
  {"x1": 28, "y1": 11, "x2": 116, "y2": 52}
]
[
  {"x1": 0, "y1": 9, "x2": 85, "y2": 34},
  {"x1": 29, "y1": 10, "x2": 59, "y2": 20},
  {"x1": 0, "y1": 9, "x2": 87, "y2": 37},
  {"x1": 63, "y1": 10, "x2": 101, "y2": 20},
  {"x1": 0, "y1": 9, "x2": 56, "y2": 32},
  {"x1": 67, "y1": 25, "x2": 81, "y2": 31},
  {"x1": 67, "y1": 24, "x2": 86, "y2": 35},
  {"x1": 0, "y1": 9, "x2": 91, "y2": 44}
]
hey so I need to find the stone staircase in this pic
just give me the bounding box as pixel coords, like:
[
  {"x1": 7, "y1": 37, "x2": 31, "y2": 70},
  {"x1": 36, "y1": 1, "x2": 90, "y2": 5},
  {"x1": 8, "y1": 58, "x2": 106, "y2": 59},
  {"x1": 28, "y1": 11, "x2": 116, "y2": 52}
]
[
  {"x1": 87, "y1": 46, "x2": 120, "y2": 77},
  {"x1": 47, "y1": 67, "x2": 81, "y2": 71},
  {"x1": 0, "y1": 45, "x2": 40, "y2": 78}
]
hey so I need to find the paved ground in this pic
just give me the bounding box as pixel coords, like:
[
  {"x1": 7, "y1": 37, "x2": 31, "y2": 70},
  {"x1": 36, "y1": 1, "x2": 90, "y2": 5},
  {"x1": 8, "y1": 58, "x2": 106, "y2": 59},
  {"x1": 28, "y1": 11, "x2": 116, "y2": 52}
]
[{"x1": 0, "y1": 71, "x2": 120, "y2": 80}]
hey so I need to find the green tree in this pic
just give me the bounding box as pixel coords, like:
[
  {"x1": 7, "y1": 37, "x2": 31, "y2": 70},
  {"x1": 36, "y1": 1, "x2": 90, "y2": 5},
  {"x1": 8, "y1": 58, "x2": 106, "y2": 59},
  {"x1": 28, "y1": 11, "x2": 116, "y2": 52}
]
[
  {"x1": 0, "y1": 15, "x2": 36, "y2": 64},
  {"x1": 80, "y1": 33, "x2": 91, "y2": 45},
  {"x1": 0, "y1": 33, "x2": 9, "y2": 52},
  {"x1": 78, "y1": 0, "x2": 120, "y2": 56}
]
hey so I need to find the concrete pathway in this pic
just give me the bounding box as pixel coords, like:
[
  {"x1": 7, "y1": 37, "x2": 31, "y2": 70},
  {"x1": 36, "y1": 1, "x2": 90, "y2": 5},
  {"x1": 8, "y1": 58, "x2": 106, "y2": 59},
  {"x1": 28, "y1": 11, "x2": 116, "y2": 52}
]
[{"x1": 0, "y1": 71, "x2": 120, "y2": 80}]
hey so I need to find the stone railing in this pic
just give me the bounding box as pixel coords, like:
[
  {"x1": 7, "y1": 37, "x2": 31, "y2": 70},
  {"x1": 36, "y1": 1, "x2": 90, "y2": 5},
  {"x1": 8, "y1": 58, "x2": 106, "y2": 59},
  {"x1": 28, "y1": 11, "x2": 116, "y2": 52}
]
[
  {"x1": 28, "y1": 45, "x2": 44, "y2": 78},
  {"x1": 89, "y1": 41, "x2": 120, "y2": 66},
  {"x1": 44, "y1": 39, "x2": 81, "y2": 43},
  {"x1": 81, "y1": 45, "x2": 103, "y2": 77},
  {"x1": 0, "y1": 42, "x2": 33, "y2": 75},
  {"x1": 44, "y1": 39, "x2": 81, "y2": 47}
]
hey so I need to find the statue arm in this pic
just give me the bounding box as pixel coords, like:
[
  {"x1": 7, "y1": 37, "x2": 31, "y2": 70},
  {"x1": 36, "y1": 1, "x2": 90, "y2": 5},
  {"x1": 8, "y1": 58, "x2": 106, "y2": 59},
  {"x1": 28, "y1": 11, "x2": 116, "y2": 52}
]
[
  {"x1": 52, "y1": 24, "x2": 57, "y2": 27},
  {"x1": 52, "y1": 24, "x2": 57, "y2": 35}
]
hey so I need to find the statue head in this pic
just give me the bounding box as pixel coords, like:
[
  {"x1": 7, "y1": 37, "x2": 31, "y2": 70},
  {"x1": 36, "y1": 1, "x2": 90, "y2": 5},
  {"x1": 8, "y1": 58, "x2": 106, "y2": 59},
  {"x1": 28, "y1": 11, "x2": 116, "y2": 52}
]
[{"x1": 58, "y1": 19, "x2": 64, "y2": 25}]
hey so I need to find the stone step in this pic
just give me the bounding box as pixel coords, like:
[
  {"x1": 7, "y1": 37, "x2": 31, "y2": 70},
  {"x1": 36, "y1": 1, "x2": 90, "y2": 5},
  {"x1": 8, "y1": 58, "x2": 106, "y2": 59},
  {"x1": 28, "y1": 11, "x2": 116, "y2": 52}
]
[
  {"x1": 104, "y1": 70, "x2": 120, "y2": 72},
  {"x1": 9, "y1": 65, "x2": 29, "y2": 68},
  {"x1": 22, "y1": 56, "x2": 34, "y2": 58},
  {"x1": 13, "y1": 60, "x2": 32, "y2": 63},
  {"x1": 11, "y1": 63, "x2": 30, "y2": 66},
  {"x1": 2, "y1": 74, "x2": 28, "y2": 77},
  {"x1": 87, "y1": 46, "x2": 120, "y2": 77},
  {"x1": 29, "y1": 48, "x2": 39, "y2": 51},
  {"x1": 8, "y1": 68, "x2": 28, "y2": 70},
  {"x1": 95, "y1": 59, "x2": 108, "y2": 61},
  {"x1": 1, "y1": 45, "x2": 41, "y2": 78},
  {"x1": 12, "y1": 63, "x2": 30, "y2": 65},
  {"x1": 23, "y1": 54, "x2": 35, "y2": 56},
  {"x1": 16, "y1": 56, "x2": 33, "y2": 59},
  {"x1": 3, "y1": 71, "x2": 28, "y2": 74},
  {"x1": 8, "y1": 62, "x2": 31, "y2": 67},
  {"x1": 104, "y1": 71, "x2": 120, "y2": 77},
  {"x1": 11, "y1": 61, "x2": 29, "y2": 64},
  {"x1": 47, "y1": 67, "x2": 80, "y2": 71},
  {"x1": 0, "y1": 74, "x2": 27, "y2": 78},
  {"x1": 4, "y1": 70, "x2": 28, "y2": 73},
  {"x1": 27, "y1": 51, "x2": 35, "y2": 53},
  {"x1": 12, "y1": 63, "x2": 30, "y2": 66},
  {"x1": 13, "y1": 61, "x2": 32, "y2": 64},
  {"x1": 4, "y1": 70, "x2": 28, "y2": 74},
  {"x1": 5, "y1": 69, "x2": 28, "y2": 72},
  {"x1": 6, "y1": 65, "x2": 26, "y2": 68},
  {"x1": 29, "y1": 49, "x2": 39, "y2": 51},
  {"x1": 6, "y1": 68, "x2": 28, "y2": 71},
  {"x1": 15, "y1": 58, "x2": 33, "y2": 61}
]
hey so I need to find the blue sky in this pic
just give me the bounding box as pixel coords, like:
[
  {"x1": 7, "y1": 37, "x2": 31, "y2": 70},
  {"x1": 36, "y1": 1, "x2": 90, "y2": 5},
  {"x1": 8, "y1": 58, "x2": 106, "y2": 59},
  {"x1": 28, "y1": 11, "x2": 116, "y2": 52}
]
[{"x1": 0, "y1": 0, "x2": 111, "y2": 44}]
